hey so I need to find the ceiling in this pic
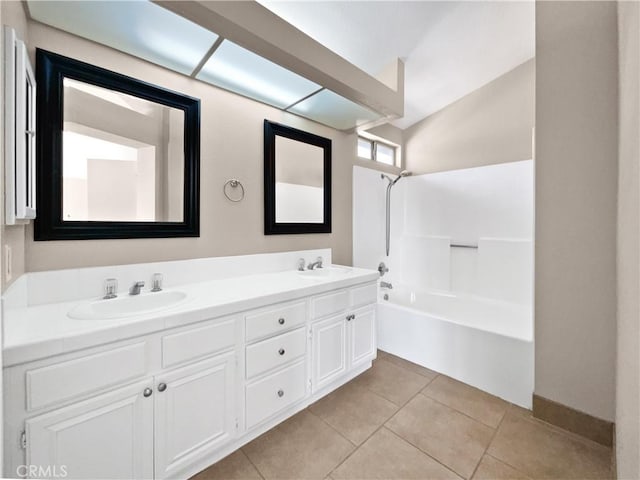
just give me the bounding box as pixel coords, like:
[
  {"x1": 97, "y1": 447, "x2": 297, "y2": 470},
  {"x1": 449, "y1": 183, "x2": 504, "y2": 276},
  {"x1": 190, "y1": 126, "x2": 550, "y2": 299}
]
[
  {"x1": 27, "y1": 1, "x2": 535, "y2": 132},
  {"x1": 259, "y1": 1, "x2": 535, "y2": 129},
  {"x1": 26, "y1": 0, "x2": 382, "y2": 131}
]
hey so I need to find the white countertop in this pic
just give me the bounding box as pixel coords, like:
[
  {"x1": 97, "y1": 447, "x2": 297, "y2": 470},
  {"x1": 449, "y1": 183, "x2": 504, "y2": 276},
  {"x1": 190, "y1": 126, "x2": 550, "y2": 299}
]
[{"x1": 3, "y1": 266, "x2": 378, "y2": 367}]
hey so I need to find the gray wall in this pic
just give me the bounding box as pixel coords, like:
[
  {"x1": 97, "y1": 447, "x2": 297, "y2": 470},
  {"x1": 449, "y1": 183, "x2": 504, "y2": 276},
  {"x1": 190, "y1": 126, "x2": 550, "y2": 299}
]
[
  {"x1": 403, "y1": 59, "x2": 534, "y2": 174},
  {"x1": 616, "y1": 1, "x2": 639, "y2": 476},
  {"x1": 535, "y1": 1, "x2": 618, "y2": 422}
]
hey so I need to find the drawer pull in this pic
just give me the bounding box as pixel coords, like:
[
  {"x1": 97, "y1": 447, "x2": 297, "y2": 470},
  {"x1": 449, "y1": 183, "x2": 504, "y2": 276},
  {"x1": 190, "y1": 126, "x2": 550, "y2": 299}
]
[
  {"x1": 277, "y1": 389, "x2": 284, "y2": 398},
  {"x1": 278, "y1": 348, "x2": 285, "y2": 356},
  {"x1": 158, "y1": 383, "x2": 167, "y2": 392},
  {"x1": 346, "y1": 314, "x2": 355, "y2": 321},
  {"x1": 278, "y1": 317, "x2": 285, "y2": 325},
  {"x1": 143, "y1": 388, "x2": 153, "y2": 398}
]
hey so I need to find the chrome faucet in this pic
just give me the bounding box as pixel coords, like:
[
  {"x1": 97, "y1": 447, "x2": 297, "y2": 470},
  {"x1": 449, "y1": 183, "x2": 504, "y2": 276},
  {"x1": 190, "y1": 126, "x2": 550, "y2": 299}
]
[
  {"x1": 380, "y1": 281, "x2": 393, "y2": 289},
  {"x1": 129, "y1": 281, "x2": 145, "y2": 296},
  {"x1": 307, "y1": 256, "x2": 324, "y2": 270}
]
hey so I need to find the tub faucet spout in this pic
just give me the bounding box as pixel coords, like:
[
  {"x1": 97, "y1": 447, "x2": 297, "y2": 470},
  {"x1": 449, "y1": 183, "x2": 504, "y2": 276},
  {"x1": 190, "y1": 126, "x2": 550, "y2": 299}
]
[{"x1": 380, "y1": 281, "x2": 393, "y2": 289}]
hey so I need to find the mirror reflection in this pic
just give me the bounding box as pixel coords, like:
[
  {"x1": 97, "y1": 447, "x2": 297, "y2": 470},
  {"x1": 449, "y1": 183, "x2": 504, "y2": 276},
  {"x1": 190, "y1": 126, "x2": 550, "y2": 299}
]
[
  {"x1": 264, "y1": 120, "x2": 331, "y2": 235},
  {"x1": 62, "y1": 78, "x2": 184, "y2": 222},
  {"x1": 274, "y1": 136, "x2": 324, "y2": 223}
]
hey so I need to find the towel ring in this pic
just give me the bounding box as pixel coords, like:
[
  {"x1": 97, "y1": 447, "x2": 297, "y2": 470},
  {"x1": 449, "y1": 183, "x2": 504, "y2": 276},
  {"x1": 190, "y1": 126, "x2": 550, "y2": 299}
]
[{"x1": 223, "y1": 179, "x2": 245, "y2": 202}]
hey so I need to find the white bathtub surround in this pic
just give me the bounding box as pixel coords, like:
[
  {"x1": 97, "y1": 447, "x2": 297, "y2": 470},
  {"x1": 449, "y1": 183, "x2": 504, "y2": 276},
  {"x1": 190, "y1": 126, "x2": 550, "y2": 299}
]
[
  {"x1": 3, "y1": 249, "x2": 378, "y2": 479},
  {"x1": 378, "y1": 287, "x2": 533, "y2": 407},
  {"x1": 353, "y1": 161, "x2": 534, "y2": 406}
]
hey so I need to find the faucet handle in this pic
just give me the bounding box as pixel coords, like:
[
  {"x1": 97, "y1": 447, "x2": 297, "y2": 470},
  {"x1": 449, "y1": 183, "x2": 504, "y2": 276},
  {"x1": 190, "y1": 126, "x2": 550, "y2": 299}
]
[
  {"x1": 316, "y1": 256, "x2": 323, "y2": 268},
  {"x1": 151, "y1": 273, "x2": 163, "y2": 292},
  {"x1": 297, "y1": 258, "x2": 306, "y2": 271},
  {"x1": 103, "y1": 278, "x2": 118, "y2": 300}
]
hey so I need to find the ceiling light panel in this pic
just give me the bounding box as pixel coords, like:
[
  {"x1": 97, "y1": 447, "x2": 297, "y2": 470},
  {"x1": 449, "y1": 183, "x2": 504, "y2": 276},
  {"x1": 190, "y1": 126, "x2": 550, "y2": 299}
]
[
  {"x1": 288, "y1": 89, "x2": 380, "y2": 130},
  {"x1": 27, "y1": 0, "x2": 218, "y2": 75},
  {"x1": 197, "y1": 40, "x2": 321, "y2": 109}
]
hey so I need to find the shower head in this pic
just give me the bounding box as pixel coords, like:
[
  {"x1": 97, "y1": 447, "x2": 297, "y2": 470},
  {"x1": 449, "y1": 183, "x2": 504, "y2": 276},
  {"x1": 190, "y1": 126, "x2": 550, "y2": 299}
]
[{"x1": 381, "y1": 170, "x2": 412, "y2": 186}]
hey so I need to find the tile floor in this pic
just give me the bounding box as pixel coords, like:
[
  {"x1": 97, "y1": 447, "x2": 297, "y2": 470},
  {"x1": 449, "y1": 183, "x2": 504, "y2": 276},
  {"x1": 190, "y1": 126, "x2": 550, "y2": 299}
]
[{"x1": 192, "y1": 351, "x2": 613, "y2": 480}]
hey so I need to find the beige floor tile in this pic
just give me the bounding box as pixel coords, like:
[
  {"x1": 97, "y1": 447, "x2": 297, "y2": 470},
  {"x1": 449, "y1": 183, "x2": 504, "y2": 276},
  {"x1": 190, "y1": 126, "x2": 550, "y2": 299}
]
[
  {"x1": 488, "y1": 411, "x2": 613, "y2": 479},
  {"x1": 190, "y1": 450, "x2": 262, "y2": 480},
  {"x1": 422, "y1": 376, "x2": 509, "y2": 428},
  {"x1": 353, "y1": 358, "x2": 430, "y2": 406},
  {"x1": 332, "y1": 427, "x2": 461, "y2": 480},
  {"x1": 242, "y1": 410, "x2": 354, "y2": 479},
  {"x1": 508, "y1": 404, "x2": 534, "y2": 419},
  {"x1": 309, "y1": 380, "x2": 399, "y2": 445},
  {"x1": 377, "y1": 350, "x2": 439, "y2": 380},
  {"x1": 472, "y1": 455, "x2": 529, "y2": 479},
  {"x1": 386, "y1": 394, "x2": 494, "y2": 479}
]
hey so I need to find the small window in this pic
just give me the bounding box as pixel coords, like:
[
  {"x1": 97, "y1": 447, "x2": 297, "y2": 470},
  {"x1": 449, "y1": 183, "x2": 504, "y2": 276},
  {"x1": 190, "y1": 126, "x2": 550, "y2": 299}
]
[
  {"x1": 375, "y1": 143, "x2": 395, "y2": 166},
  {"x1": 357, "y1": 136, "x2": 397, "y2": 166},
  {"x1": 357, "y1": 137, "x2": 373, "y2": 160}
]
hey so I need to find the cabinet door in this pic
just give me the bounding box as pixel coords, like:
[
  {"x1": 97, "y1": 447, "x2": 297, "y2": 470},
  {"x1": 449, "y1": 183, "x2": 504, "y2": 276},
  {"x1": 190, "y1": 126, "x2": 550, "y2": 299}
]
[
  {"x1": 154, "y1": 352, "x2": 235, "y2": 479},
  {"x1": 26, "y1": 379, "x2": 153, "y2": 480},
  {"x1": 311, "y1": 314, "x2": 347, "y2": 393},
  {"x1": 349, "y1": 306, "x2": 377, "y2": 369}
]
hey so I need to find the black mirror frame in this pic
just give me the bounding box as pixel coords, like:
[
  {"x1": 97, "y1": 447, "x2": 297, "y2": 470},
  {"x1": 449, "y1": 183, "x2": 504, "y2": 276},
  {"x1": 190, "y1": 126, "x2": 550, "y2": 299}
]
[
  {"x1": 264, "y1": 120, "x2": 331, "y2": 235},
  {"x1": 34, "y1": 49, "x2": 200, "y2": 241}
]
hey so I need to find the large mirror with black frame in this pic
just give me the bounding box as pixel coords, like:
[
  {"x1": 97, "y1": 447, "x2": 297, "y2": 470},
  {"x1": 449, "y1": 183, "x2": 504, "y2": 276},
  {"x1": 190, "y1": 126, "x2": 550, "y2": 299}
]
[
  {"x1": 264, "y1": 120, "x2": 331, "y2": 235},
  {"x1": 35, "y1": 49, "x2": 200, "y2": 240}
]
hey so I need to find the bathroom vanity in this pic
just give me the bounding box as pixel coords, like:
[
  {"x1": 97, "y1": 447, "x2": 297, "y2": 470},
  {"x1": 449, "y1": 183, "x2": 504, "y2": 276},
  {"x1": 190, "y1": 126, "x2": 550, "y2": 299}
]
[{"x1": 2, "y1": 250, "x2": 378, "y2": 479}]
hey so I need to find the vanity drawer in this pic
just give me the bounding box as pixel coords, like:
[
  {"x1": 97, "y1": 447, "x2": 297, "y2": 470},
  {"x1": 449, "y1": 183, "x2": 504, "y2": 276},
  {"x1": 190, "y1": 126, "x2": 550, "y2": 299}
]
[
  {"x1": 246, "y1": 327, "x2": 306, "y2": 379},
  {"x1": 311, "y1": 289, "x2": 350, "y2": 319},
  {"x1": 162, "y1": 317, "x2": 236, "y2": 368},
  {"x1": 245, "y1": 360, "x2": 306, "y2": 429},
  {"x1": 26, "y1": 341, "x2": 148, "y2": 411},
  {"x1": 245, "y1": 301, "x2": 306, "y2": 342},
  {"x1": 350, "y1": 283, "x2": 377, "y2": 308}
]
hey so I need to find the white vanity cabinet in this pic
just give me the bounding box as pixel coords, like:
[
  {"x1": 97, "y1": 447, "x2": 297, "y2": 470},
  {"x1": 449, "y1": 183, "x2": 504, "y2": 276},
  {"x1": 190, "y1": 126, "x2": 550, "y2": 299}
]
[
  {"x1": 311, "y1": 283, "x2": 377, "y2": 393},
  {"x1": 23, "y1": 350, "x2": 237, "y2": 480},
  {"x1": 4, "y1": 278, "x2": 378, "y2": 480},
  {"x1": 6, "y1": 314, "x2": 239, "y2": 480}
]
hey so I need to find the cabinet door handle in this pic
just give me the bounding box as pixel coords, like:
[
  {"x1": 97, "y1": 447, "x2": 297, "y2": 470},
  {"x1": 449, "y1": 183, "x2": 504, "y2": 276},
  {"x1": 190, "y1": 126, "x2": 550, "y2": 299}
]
[
  {"x1": 346, "y1": 314, "x2": 355, "y2": 321},
  {"x1": 278, "y1": 317, "x2": 285, "y2": 325},
  {"x1": 143, "y1": 388, "x2": 153, "y2": 398},
  {"x1": 278, "y1": 348, "x2": 285, "y2": 356},
  {"x1": 158, "y1": 383, "x2": 167, "y2": 392},
  {"x1": 277, "y1": 389, "x2": 284, "y2": 398}
]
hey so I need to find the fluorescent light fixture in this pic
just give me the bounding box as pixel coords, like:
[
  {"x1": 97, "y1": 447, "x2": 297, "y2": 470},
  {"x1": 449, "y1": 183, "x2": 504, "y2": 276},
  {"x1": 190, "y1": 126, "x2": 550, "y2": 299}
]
[
  {"x1": 288, "y1": 89, "x2": 380, "y2": 130},
  {"x1": 27, "y1": 0, "x2": 219, "y2": 75},
  {"x1": 197, "y1": 40, "x2": 321, "y2": 109}
]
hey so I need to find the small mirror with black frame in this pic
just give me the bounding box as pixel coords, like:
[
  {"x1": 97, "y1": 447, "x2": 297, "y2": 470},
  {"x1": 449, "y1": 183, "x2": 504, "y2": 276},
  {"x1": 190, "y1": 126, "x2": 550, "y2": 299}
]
[
  {"x1": 35, "y1": 49, "x2": 200, "y2": 240},
  {"x1": 264, "y1": 120, "x2": 331, "y2": 235}
]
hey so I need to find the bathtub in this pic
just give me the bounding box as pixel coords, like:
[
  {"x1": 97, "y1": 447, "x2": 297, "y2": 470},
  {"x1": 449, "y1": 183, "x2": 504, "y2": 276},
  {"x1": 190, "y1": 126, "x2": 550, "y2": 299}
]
[{"x1": 377, "y1": 285, "x2": 534, "y2": 408}]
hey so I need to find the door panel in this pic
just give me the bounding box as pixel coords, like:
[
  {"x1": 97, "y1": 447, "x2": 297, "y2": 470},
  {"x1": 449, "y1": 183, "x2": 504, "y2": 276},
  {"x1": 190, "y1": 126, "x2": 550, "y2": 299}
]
[
  {"x1": 26, "y1": 380, "x2": 153, "y2": 480},
  {"x1": 350, "y1": 306, "x2": 376, "y2": 368},
  {"x1": 154, "y1": 352, "x2": 235, "y2": 479},
  {"x1": 311, "y1": 314, "x2": 347, "y2": 392}
]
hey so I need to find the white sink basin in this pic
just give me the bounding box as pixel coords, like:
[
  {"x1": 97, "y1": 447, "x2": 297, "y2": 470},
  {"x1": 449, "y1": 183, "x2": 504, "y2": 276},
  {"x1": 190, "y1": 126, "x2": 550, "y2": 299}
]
[
  {"x1": 297, "y1": 266, "x2": 352, "y2": 281},
  {"x1": 68, "y1": 290, "x2": 189, "y2": 320}
]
